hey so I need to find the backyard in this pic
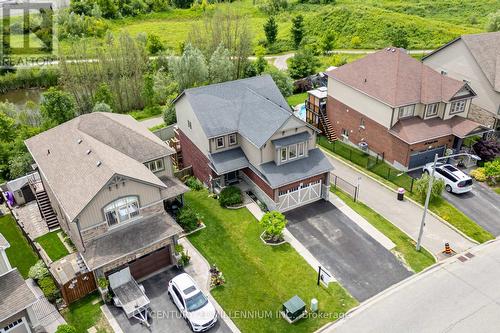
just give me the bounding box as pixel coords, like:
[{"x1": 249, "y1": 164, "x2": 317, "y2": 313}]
[
  {"x1": 186, "y1": 189, "x2": 357, "y2": 333},
  {"x1": 35, "y1": 231, "x2": 70, "y2": 262},
  {"x1": 62, "y1": 292, "x2": 110, "y2": 333},
  {"x1": 0, "y1": 214, "x2": 38, "y2": 278}
]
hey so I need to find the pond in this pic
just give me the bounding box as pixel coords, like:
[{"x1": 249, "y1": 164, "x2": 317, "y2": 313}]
[{"x1": 0, "y1": 88, "x2": 45, "y2": 110}]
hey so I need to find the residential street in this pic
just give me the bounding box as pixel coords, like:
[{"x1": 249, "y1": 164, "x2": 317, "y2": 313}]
[
  {"x1": 326, "y1": 239, "x2": 500, "y2": 333},
  {"x1": 140, "y1": 116, "x2": 164, "y2": 129},
  {"x1": 286, "y1": 201, "x2": 412, "y2": 301},
  {"x1": 322, "y1": 149, "x2": 476, "y2": 258}
]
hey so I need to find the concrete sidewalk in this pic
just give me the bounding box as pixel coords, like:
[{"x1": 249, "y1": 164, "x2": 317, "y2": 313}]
[{"x1": 323, "y1": 150, "x2": 476, "y2": 259}]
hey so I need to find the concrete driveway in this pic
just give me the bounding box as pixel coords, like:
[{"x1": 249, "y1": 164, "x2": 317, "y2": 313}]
[
  {"x1": 109, "y1": 268, "x2": 231, "y2": 333},
  {"x1": 285, "y1": 201, "x2": 412, "y2": 302},
  {"x1": 443, "y1": 182, "x2": 500, "y2": 236}
]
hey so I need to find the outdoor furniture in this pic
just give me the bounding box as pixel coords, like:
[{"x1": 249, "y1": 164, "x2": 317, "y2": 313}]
[
  {"x1": 109, "y1": 267, "x2": 152, "y2": 328},
  {"x1": 281, "y1": 295, "x2": 307, "y2": 323}
]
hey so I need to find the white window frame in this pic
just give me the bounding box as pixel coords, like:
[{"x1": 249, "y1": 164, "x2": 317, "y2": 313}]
[
  {"x1": 228, "y1": 134, "x2": 237, "y2": 146},
  {"x1": 341, "y1": 128, "x2": 349, "y2": 139},
  {"x1": 187, "y1": 120, "x2": 192, "y2": 129},
  {"x1": 450, "y1": 100, "x2": 466, "y2": 115},
  {"x1": 280, "y1": 147, "x2": 287, "y2": 162},
  {"x1": 298, "y1": 142, "x2": 305, "y2": 157},
  {"x1": 425, "y1": 103, "x2": 439, "y2": 117},
  {"x1": 360, "y1": 118, "x2": 365, "y2": 129},
  {"x1": 288, "y1": 144, "x2": 297, "y2": 160},
  {"x1": 146, "y1": 158, "x2": 164, "y2": 173},
  {"x1": 398, "y1": 104, "x2": 415, "y2": 119},
  {"x1": 216, "y1": 137, "x2": 225, "y2": 149},
  {"x1": 104, "y1": 196, "x2": 140, "y2": 227}
]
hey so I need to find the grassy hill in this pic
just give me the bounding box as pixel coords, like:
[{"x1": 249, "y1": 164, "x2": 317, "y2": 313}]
[{"x1": 59, "y1": 0, "x2": 498, "y2": 54}]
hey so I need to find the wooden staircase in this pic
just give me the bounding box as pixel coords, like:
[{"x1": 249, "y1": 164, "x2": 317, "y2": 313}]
[
  {"x1": 319, "y1": 107, "x2": 337, "y2": 141},
  {"x1": 28, "y1": 174, "x2": 60, "y2": 230}
]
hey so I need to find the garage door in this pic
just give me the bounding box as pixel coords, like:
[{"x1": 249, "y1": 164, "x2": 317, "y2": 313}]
[
  {"x1": 129, "y1": 246, "x2": 172, "y2": 281},
  {"x1": 408, "y1": 146, "x2": 446, "y2": 169},
  {"x1": 277, "y1": 180, "x2": 322, "y2": 212}
]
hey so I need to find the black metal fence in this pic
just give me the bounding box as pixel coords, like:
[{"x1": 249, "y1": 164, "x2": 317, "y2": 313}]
[{"x1": 331, "y1": 174, "x2": 359, "y2": 202}]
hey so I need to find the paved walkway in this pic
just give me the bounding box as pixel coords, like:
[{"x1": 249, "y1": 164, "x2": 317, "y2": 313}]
[
  {"x1": 325, "y1": 239, "x2": 500, "y2": 333},
  {"x1": 14, "y1": 202, "x2": 48, "y2": 240},
  {"x1": 139, "y1": 116, "x2": 164, "y2": 129},
  {"x1": 322, "y1": 150, "x2": 476, "y2": 259}
]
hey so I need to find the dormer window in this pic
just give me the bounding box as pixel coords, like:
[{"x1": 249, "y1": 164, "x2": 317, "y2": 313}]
[
  {"x1": 281, "y1": 147, "x2": 287, "y2": 162},
  {"x1": 216, "y1": 137, "x2": 225, "y2": 149},
  {"x1": 425, "y1": 103, "x2": 439, "y2": 117},
  {"x1": 104, "y1": 196, "x2": 139, "y2": 227},
  {"x1": 229, "y1": 134, "x2": 237, "y2": 146},
  {"x1": 288, "y1": 144, "x2": 297, "y2": 160},
  {"x1": 398, "y1": 104, "x2": 415, "y2": 119},
  {"x1": 146, "y1": 158, "x2": 164, "y2": 172},
  {"x1": 298, "y1": 142, "x2": 305, "y2": 157},
  {"x1": 450, "y1": 100, "x2": 466, "y2": 115}
]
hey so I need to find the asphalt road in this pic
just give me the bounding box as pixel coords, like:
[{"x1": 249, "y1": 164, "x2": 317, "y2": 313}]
[
  {"x1": 109, "y1": 269, "x2": 231, "y2": 333},
  {"x1": 285, "y1": 201, "x2": 412, "y2": 301},
  {"x1": 327, "y1": 240, "x2": 500, "y2": 333}
]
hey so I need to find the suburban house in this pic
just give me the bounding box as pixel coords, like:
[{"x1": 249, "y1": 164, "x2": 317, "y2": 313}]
[
  {"x1": 174, "y1": 75, "x2": 333, "y2": 212},
  {"x1": 0, "y1": 234, "x2": 38, "y2": 333},
  {"x1": 25, "y1": 112, "x2": 188, "y2": 297},
  {"x1": 325, "y1": 48, "x2": 491, "y2": 170},
  {"x1": 422, "y1": 31, "x2": 500, "y2": 131}
]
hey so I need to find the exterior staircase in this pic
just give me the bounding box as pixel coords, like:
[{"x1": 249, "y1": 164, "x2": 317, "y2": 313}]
[
  {"x1": 319, "y1": 107, "x2": 337, "y2": 141},
  {"x1": 28, "y1": 173, "x2": 60, "y2": 230}
]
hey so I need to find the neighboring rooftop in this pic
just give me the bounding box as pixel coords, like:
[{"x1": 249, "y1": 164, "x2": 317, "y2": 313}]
[
  {"x1": 0, "y1": 269, "x2": 37, "y2": 322},
  {"x1": 25, "y1": 113, "x2": 172, "y2": 222},
  {"x1": 307, "y1": 86, "x2": 328, "y2": 99},
  {"x1": 390, "y1": 117, "x2": 490, "y2": 144},
  {"x1": 0, "y1": 233, "x2": 9, "y2": 250},
  {"x1": 179, "y1": 75, "x2": 305, "y2": 148},
  {"x1": 424, "y1": 32, "x2": 500, "y2": 92},
  {"x1": 327, "y1": 48, "x2": 470, "y2": 107}
]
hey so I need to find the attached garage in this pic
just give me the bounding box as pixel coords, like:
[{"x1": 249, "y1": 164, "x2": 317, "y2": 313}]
[
  {"x1": 129, "y1": 246, "x2": 173, "y2": 281},
  {"x1": 408, "y1": 146, "x2": 446, "y2": 170},
  {"x1": 277, "y1": 179, "x2": 323, "y2": 212}
]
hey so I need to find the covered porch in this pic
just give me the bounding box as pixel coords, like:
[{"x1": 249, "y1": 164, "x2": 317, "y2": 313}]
[{"x1": 208, "y1": 147, "x2": 250, "y2": 193}]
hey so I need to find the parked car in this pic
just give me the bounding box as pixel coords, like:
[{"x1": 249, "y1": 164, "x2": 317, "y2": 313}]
[
  {"x1": 422, "y1": 162, "x2": 473, "y2": 194},
  {"x1": 168, "y1": 273, "x2": 217, "y2": 332}
]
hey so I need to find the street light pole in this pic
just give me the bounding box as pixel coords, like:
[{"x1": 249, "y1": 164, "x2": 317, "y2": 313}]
[{"x1": 416, "y1": 153, "x2": 438, "y2": 251}]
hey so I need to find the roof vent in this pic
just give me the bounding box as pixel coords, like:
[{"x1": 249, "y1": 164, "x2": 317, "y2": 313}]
[
  {"x1": 96, "y1": 161, "x2": 102, "y2": 167},
  {"x1": 77, "y1": 138, "x2": 82, "y2": 144},
  {"x1": 391, "y1": 48, "x2": 396, "y2": 52},
  {"x1": 47, "y1": 149, "x2": 50, "y2": 155},
  {"x1": 86, "y1": 149, "x2": 91, "y2": 155},
  {"x1": 441, "y1": 70, "x2": 447, "y2": 75},
  {"x1": 364, "y1": 78, "x2": 367, "y2": 83},
  {"x1": 386, "y1": 47, "x2": 391, "y2": 51}
]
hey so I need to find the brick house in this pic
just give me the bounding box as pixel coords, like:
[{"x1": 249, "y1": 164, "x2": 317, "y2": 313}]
[
  {"x1": 174, "y1": 75, "x2": 333, "y2": 212},
  {"x1": 325, "y1": 48, "x2": 491, "y2": 170},
  {"x1": 25, "y1": 112, "x2": 188, "y2": 297}
]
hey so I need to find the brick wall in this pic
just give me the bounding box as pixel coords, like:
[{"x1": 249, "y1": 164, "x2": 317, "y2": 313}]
[
  {"x1": 242, "y1": 168, "x2": 275, "y2": 199},
  {"x1": 327, "y1": 96, "x2": 453, "y2": 167},
  {"x1": 178, "y1": 129, "x2": 214, "y2": 185}
]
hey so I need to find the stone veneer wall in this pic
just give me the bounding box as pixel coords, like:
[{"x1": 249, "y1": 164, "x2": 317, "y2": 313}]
[{"x1": 468, "y1": 104, "x2": 497, "y2": 128}]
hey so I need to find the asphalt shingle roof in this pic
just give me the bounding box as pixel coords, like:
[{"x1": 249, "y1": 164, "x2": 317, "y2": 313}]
[
  {"x1": 182, "y1": 75, "x2": 294, "y2": 148},
  {"x1": 0, "y1": 233, "x2": 9, "y2": 250},
  {"x1": 0, "y1": 269, "x2": 37, "y2": 322},
  {"x1": 271, "y1": 131, "x2": 311, "y2": 148},
  {"x1": 209, "y1": 148, "x2": 249, "y2": 175}
]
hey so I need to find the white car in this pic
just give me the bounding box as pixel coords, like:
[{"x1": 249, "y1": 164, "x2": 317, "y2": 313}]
[
  {"x1": 168, "y1": 273, "x2": 217, "y2": 332},
  {"x1": 422, "y1": 162, "x2": 473, "y2": 194}
]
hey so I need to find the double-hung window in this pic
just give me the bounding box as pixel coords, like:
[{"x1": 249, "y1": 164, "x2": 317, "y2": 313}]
[
  {"x1": 425, "y1": 103, "x2": 439, "y2": 117},
  {"x1": 281, "y1": 147, "x2": 287, "y2": 162},
  {"x1": 298, "y1": 142, "x2": 305, "y2": 157},
  {"x1": 104, "y1": 196, "x2": 140, "y2": 227},
  {"x1": 216, "y1": 137, "x2": 225, "y2": 149},
  {"x1": 398, "y1": 104, "x2": 415, "y2": 119},
  {"x1": 288, "y1": 144, "x2": 297, "y2": 160},
  {"x1": 450, "y1": 100, "x2": 466, "y2": 114},
  {"x1": 229, "y1": 134, "x2": 237, "y2": 146},
  {"x1": 146, "y1": 158, "x2": 164, "y2": 172}
]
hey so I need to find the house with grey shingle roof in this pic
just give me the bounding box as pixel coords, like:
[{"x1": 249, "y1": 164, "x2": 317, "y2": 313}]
[
  {"x1": 325, "y1": 48, "x2": 490, "y2": 170},
  {"x1": 423, "y1": 31, "x2": 500, "y2": 131},
  {"x1": 25, "y1": 112, "x2": 188, "y2": 302},
  {"x1": 174, "y1": 75, "x2": 333, "y2": 212}
]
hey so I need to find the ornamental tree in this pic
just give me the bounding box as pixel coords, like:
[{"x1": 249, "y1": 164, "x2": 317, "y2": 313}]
[{"x1": 259, "y1": 211, "x2": 287, "y2": 242}]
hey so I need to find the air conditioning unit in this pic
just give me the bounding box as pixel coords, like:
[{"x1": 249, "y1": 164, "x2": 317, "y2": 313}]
[{"x1": 358, "y1": 142, "x2": 368, "y2": 151}]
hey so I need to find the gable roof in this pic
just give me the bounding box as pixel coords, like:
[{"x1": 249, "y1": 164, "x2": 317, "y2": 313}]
[
  {"x1": 327, "y1": 48, "x2": 469, "y2": 107},
  {"x1": 178, "y1": 75, "x2": 300, "y2": 148},
  {"x1": 0, "y1": 269, "x2": 37, "y2": 322},
  {"x1": 423, "y1": 32, "x2": 500, "y2": 92},
  {"x1": 25, "y1": 113, "x2": 170, "y2": 222}
]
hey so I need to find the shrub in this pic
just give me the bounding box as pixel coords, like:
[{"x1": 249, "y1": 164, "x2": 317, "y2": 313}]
[
  {"x1": 185, "y1": 176, "x2": 203, "y2": 191},
  {"x1": 55, "y1": 324, "x2": 77, "y2": 333},
  {"x1": 288, "y1": 48, "x2": 320, "y2": 79},
  {"x1": 177, "y1": 206, "x2": 201, "y2": 231},
  {"x1": 97, "y1": 277, "x2": 109, "y2": 289},
  {"x1": 28, "y1": 260, "x2": 49, "y2": 281},
  {"x1": 484, "y1": 159, "x2": 500, "y2": 184},
  {"x1": 259, "y1": 211, "x2": 287, "y2": 242},
  {"x1": 39, "y1": 276, "x2": 60, "y2": 302},
  {"x1": 414, "y1": 173, "x2": 445, "y2": 204},
  {"x1": 473, "y1": 140, "x2": 500, "y2": 162},
  {"x1": 218, "y1": 186, "x2": 242, "y2": 207},
  {"x1": 470, "y1": 167, "x2": 486, "y2": 182}
]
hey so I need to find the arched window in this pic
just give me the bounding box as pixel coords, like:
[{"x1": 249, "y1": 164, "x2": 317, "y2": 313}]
[{"x1": 104, "y1": 196, "x2": 139, "y2": 226}]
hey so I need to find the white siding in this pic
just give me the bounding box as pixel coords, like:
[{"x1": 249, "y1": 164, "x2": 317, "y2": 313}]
[{"x1": 329, "y1": 77, "x2": 394, "y2": 128}]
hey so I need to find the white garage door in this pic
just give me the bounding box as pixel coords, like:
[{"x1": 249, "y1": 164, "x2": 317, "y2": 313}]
[{"x1": 277, "y1": 180, "x2": 322, "y2": 212}]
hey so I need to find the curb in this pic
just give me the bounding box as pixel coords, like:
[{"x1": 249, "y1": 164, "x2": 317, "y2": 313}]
[{"x1": 320, "y1": 147, "x2": 479, "y2": 246}]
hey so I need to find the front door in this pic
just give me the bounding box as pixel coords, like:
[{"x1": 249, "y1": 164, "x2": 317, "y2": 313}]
[{"x1": 224, "y1": 171, "x2": 238, "y2": 185}]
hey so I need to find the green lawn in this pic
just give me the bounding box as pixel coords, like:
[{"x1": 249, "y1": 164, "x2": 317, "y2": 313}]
[
  {"x1": 129, "y1": 105, "x2": 163, "y2": 121},
  {"x1": 0, "y1": 214, "x2": 38, "y2": 278},
  {"x1": 62, "y1": 292, "x2": 107, "y2": 333},
  {"x1": 333, "y1": 189, "x2": 435, "y2": 273},
  {"x1": 186, "y1": 190, "x2": 357, "y2": 333},
  {"x1": 35, "y1": 231, "x2": 69, "y2": 262},
  {"x1": 494, "y1": 188, "x2": 500, "y2": 195},
  {"x1": 286, "y1": 92, "x2": 307, "y2": 107}
]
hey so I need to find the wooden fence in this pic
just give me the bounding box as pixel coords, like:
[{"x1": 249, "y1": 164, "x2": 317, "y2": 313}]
[
  {"x1": 60, "y1": 271, "x2": 97, "y2": 304},
  {"x1": 174, "y1": 166, "x2": 193, "y2": 180}
]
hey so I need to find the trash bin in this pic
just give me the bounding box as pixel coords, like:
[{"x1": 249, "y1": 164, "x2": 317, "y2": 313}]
[
  {"x1": 311, "y1": 298, "x2": 318, "y2": 312},
  {"x1": 397, "y1": 188, "x2": 405, "y2": 201}
]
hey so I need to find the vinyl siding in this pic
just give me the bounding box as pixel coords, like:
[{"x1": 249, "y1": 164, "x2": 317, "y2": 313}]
[{"x1": 175, "y1": 95, "x2": 210, "y2": 156}]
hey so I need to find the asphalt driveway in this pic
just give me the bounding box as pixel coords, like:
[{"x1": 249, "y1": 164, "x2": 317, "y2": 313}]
[
  {"x1": 443, "y1": 182, "x2": 500, "y2": 236},
  {"x1": 285, "y1": 201, "x2": 412, "y2": 301},
  {"x1": 109, "y1": 268, "x2": 231, "y2": 333}
]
